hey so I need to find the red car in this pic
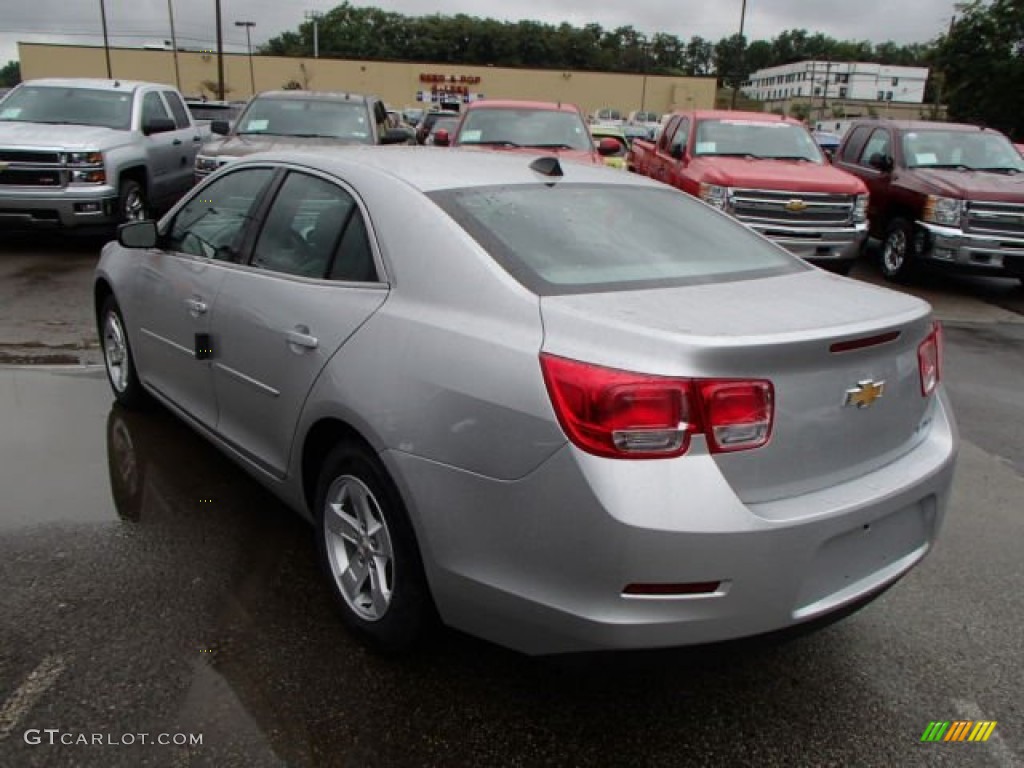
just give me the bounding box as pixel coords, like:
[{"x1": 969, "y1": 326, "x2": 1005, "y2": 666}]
[{"x1": 434, "y1": 100, "x2": 618, "y2": 165}]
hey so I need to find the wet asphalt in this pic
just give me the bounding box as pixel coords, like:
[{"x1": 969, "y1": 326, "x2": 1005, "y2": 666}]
[{"x1": 0, "y1": 248, "x2": 1022, "y2": 766}]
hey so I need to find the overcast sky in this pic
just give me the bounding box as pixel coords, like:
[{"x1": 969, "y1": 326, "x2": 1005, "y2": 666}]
[{"x1": 2, "y1": 0, "x2": 958, "y2": 66}]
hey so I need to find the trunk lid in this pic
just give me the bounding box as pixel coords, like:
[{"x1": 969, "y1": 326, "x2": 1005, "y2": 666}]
[{"x1": 539, "y1": 270, "x2": 936, "y2": 502}]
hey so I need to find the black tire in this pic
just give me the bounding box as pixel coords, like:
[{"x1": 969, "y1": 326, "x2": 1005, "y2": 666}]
[
  {"x1": 99, "y1": 296, "x2": 150, "y2": 409},
  {"x1": 118, "y1": 178, "x2": 148, "y2": 223},
  {"x1": 826, "y1": 260, "x2": 854, "y2": 277},
  {"x1": 314, "y1": 440, "x2": 431, "y2": 653},
  {"x1": 879, "y1": 218, "x2": 917, "y2": 282}
]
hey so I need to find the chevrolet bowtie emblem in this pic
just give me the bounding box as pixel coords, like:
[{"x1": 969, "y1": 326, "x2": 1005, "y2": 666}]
[
  {"x1": 845, "y1": 380, "x2": 885, "y2": 408},
  {"x1": 785, "y1": 199, "x2": 808, "y2": 213},
  {"x1": 0, "y1": 161, "x2": 8, "y2": 172}
]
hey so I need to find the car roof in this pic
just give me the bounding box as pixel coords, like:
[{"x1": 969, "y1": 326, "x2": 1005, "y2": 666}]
[
  {"x1": 466, "y1": 100, "x2": 582, "y2": 113},
  {"x1": 688, "y1": 109, "x2": 803, "y2": 125},
  {"x1": 23, "y1": 78, "x2": 153, "y2": 91},
  {"x1": 846, "y1": 118, "x2": 1002, "y2": 134},
  {"x1": 252, "y1": 90, "x2": 375, "y2": 103},
  {"x1": 231, "y1": 146, "x2": 659, "y2": 193}
]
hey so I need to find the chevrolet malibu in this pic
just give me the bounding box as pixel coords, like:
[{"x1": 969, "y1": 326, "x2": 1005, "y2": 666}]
[{"x1": 95, "y1": 148, "x2": 958, "y2": 655}]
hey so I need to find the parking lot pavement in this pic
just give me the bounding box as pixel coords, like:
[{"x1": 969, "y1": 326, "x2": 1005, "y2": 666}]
[{"x1": 0, "y1": 242, "x2": 1022, "y2": 766}]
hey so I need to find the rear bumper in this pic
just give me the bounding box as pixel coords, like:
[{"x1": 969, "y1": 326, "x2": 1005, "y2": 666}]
[
  {"x1": 0, "y1": 185, "x2": 120, "y2": 229},
  {"x1": 747, "y1": 222, "x2": 868, "y2": 265},
  {"x1": 916, "y1": 221, "x2": 1024, "y2": 276},
  {"x1": 386, "y1": 389, "x2": 957, "y2": 655}
]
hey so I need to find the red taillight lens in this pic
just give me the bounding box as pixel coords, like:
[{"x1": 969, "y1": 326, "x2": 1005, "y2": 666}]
[
  {"x1": 540, "y1": 354, "x2": 773, "y2": 459},
  {"x1": 698, "y1": 380, "x2": 774, "y2": 452},
  {"x1": 917, "y1": 321, "x2": 943, "y2": 397}
]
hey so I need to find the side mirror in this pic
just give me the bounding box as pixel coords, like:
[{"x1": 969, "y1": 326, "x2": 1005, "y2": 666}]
[
  {"x1": 670, "y1": 144, "x2": 685, "y2": 161},
  {"x1": 211, "y1": 120, "x2": 230, "y2": 136},
  {"x1": 117, "y1": 220, "x2": 158, "y2": 249},
  {"x1": 433, "y1": 129, "x2": 451, "y2": 147},
  {"x1": 597, "y1": 137, "x2": 620, "y2": 156},
  {"x1": 143, "y1": 117, "x2": 176, "y2": 136},
  {"x1": 869, "y1": 153, "x2": 894, "y2": 172},
  {"x1": 382, "y1": 128, "x2": 411, "y2": 145}
]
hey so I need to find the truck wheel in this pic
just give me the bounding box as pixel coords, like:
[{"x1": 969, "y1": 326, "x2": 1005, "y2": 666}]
[
  {"x1": 879, "y1": 218, "x2": 917, "y2": 282},
  {"x1": 118, "y1": 179, "x2": 148, "y2": 223},
  {"x1": 314, "y1": 440, "x2": 432, "y2": 653}
]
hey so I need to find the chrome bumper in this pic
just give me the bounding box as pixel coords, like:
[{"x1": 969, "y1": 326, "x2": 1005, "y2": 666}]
[
  {"x1": 0, "y1": 185, "x2": 120, "y2": 228},
  {"x1": 745, "y1": 222, "x2": 868, "y2": 264},
  {"x1": 916, "y1": 221, "x2": 1024, "y2": 273}
]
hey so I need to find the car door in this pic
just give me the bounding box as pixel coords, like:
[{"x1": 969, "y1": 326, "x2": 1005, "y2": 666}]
[
  {"x1": 139, "y1": 91, "x2": 184, "y2": 207},
  {"x1": 665, "y1": 117, "x2": 691, "y2": 190},
  {"x1": 161, "y1": 89, "x2": 204, "y2": 199},
  {"x1": 650, "y1": 115, "x2": 680, "y2": 183},
  {"x1": 133, "y1": 167, "x2": 275, "y2": 428},
  {"x1": 211, "y1": 169, "x2": 389, "y2": 478},
  {"x1": 853, "y1": 127, "x2": 895, "y2": 234}
]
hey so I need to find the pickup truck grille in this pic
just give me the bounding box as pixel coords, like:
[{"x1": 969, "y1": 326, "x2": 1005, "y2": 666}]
[
  {"x1": 731, "y1": 189, "x2": 854, "y2": 228},
  {"x1": 0, "y1": 148, "x2": 67, "y2": 188},
  {"x1": 0, "y1": 150, "x2": 62, "y2": 165},
  {"x1": 964, "y1": 202, "x2": 1024, "y2": 239}
]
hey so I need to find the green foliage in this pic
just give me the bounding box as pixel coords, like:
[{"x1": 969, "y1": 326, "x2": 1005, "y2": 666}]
[
  {"x1": 936, "y1": 0, "x2": 1024, "y2": 137},
  {"x1": 260, "y1": 3, "x2": 935, "y2": 81},
  {"x1": 789, "y1": 102, "x2": 811, "y2": 121},
  {"x1": 0, "y1": 60, "x2": 20, "y2": 87}
]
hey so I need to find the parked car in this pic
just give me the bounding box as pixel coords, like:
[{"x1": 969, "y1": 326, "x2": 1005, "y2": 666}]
[
  {"x1": 834, "y1": 119, "x2": 1024, "y2": 283},
  {"x1": 592, "y1": 107, "x2": 625, "y2": 127},
  {"x1": 194, "y1": 91, "x2": 409, "y2": 181},
  {"x1": 185, "y1": 98, "x2": 246, "y2": 138},
  {"x1": 436, "y1": 100, "x2": 612, "y2": 166},
  {"x1": 385, "y1": 109, "x2": 416, "y2": 144},
  {"x1": 402, "y1": 107, "x2": 424, "y2": 127},
  {"x1": 812, "y1": 130, "x2": 842, "y2": 161},
  {"x1": 629, "y1": 110, "x2": 869, "y2": 274},
  {"x1": 589, "y1": 125, "x2": 629, "y2": 169},
  {"x1": 414, "y1": 109, "x2": 459, "y2": 145},
  {"x1": 96, "y1": 147, "x2": 957, "y2": 655},
  {"x1": 0, "y1": 78, "x2": 201, "y2": 229},
  {"x1": 628, "y1": 109, "x2": 661, "y2": 136}
]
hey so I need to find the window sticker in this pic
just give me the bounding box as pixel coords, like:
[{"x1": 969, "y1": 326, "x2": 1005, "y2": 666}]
[
  {"x1": 245, "y1": 119, "x2": 269, "y2": 131},
  {"x1": 0, "y1": 108, "x2": 22, "y2": 118},
  {"x1": 461, "y1": 129, "x2": 482, "y2": 142},
  {"x1": 915, "y1": 153, "x2": 937, "y2": 165},
  {"x1": 696, "y1": 142, "x2": 716, "y2": 153}
]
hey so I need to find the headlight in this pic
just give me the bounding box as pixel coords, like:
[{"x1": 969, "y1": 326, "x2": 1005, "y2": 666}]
[
  {"x1": 922, "y1": 195, "x2": 963, "y2": 228},
  {"x1": 70, "y1": 169, "x2": 106, "y2": 184},
  {"x1": 699, "y1": 183, "x2": 730, "y2": 211},
  {"x1": 853, "y1": 194, "x2": 869, "y2": 224},
  {"x1": 195, "y1": 156, "x2": 220, "y2": 173},
  {"x1": 66, "y1": 151, "x2": 103, "y2": 166}
]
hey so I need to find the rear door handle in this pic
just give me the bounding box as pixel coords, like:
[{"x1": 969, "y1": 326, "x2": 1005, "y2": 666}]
[
  {"x1": 173, "y1": 138, "x2": 183, "y2": 146},
  {"x1": 193, "y1": 136, "x2": 202, "y2": 143},
  {"x1": 286, "y1": 327, "x2": 319, "y2": 350},
  {"x1": 185, "y1": 298, "x2": 208, "y2": 316}
]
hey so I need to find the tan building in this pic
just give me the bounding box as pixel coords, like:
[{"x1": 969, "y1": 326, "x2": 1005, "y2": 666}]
[{"x1": 18, "y1": 43, "x2": 716, "y2": 116}]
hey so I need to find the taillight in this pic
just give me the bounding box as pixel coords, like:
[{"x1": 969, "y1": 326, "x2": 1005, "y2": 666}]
[
  {"x1": 540, "y1": 353, "x2": 773, "y2": 459},
  {"x1": 917, "y1": 321, "x2": 943, "y2": 397}
]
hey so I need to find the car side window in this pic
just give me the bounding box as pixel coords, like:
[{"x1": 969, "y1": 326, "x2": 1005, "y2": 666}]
[
  {"x1": 142, "y1": 92, "x2": 171, "y2": 124},
  {"x1": 164, "y1": 168, "x2": 273, "y2": 260},
  {"x1": 657, "y1": 117, "x2": 678, "y2": 152},
  {"x1": 251, "y1": 172, "x2": 358, "y2": 279},
  {"x1": 840, "y1": 126, "x2": 871, "y2": 163},
  {"x1": 329, "y1": 211, "x2": 378, "y2": 283},
  {"x1": 670, "y1": 118, "x2": 690, "y2": 156},
  {"x1": 162, "y1": 91, "x2": 191, "y2": 129},
  {"x1": 858, "y1": 128, "x2": 892, "y2": 168}
]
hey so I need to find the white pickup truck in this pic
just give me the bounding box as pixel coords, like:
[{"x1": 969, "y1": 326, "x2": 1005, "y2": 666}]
[{"x1": 0, "y1": 78, "x2": 202, "y2": 231}]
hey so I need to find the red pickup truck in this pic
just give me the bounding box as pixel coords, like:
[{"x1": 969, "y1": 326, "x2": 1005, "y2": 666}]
[{"x1": 629, "y1": 110, "x2": 869, "y2": 273}]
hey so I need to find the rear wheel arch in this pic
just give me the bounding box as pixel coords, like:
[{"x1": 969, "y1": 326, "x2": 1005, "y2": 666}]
[{"x1": 301, "y1": 418, "x2": 381, "y2": 515}]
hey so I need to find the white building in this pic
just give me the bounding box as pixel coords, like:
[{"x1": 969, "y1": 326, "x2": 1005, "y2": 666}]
[{"x1": 742, "y1": 61, "x2": 929, "y2": 105}]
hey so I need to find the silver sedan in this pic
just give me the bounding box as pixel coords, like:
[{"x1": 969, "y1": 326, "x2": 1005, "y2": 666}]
[{"x1": 95, "y1": 147, "x2": 958, "y2": 655}]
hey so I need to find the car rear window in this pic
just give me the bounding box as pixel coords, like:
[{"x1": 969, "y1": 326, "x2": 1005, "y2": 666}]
[{"x1": 429, "y1": 184, "x2": 804, "y2": 295}]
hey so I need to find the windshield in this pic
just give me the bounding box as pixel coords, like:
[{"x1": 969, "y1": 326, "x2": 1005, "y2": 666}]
[
  {"x1": 694, "y1": 119, "x2": 824, "y2": 162},
  {"x1": 0, "y1": 86, "x2": 133, "y2": 130},
  {"x1": 430, "y1": 184, "x2": 802, "y2": 295},
  {"x1": 634, "y1": 111, "x2": 659, "y2": 123},
  {"x1": 457, "y1": 108, "x2": 593, "y2": 152},
  {"x1": 901, "y1": 130, "x2": 1024, "y2": 172},
  {"x1": 235, "y1": 98, "x2": 373, "y2": 142}
]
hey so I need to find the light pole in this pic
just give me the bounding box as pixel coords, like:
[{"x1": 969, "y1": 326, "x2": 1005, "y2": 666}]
[
  {"x1": 235, "y1": 21, "x2": 256, "y2": 95},
  {"x1": 167, "y1": 0, "x2": 181, "y2": 91},
  {"x1": 99, "y1": 0, "x2": 112, "y2": 78},
  {"x1": 305, "y1": 10, "x2": 323, "y2": 58},
  {"x1": 729, "y1": 0, "x2": 747, "y2": 110},
  {"x1": 215, "y1": 0, "x2": 225, "y2": 100}
]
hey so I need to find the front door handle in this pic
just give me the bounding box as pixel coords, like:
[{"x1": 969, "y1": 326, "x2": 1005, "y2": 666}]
[
  {"x1": 173, "y1": 138, "x2": 183, "y2": 146},
  {"x1": 193, "y1": 136, "x2": 202, "y2": 143},
  {"x1": 286, "y1": 326, "x2": 319, "y2": 350},
  {"x1": 185, "y1": 297, "x2": 208, "y2": 316}
]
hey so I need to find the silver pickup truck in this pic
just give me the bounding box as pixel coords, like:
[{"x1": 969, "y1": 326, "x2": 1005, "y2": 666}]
[{"x1": 0, "y1": 78, "x2": 202, "y2": 230}]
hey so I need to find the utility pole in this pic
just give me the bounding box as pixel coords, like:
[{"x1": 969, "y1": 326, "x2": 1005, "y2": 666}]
[
  {"x1": 99, "y1": 0, "x2": 112, "y2": 78},
  {"x1": 215, "y1": 0, "x2": 225, "y2": 100},
  {"x1": 167, "y1": 0, "x2": 181, "y2": 91},
  {"x1": 821, "y1": 59, "x2": 832, "y2": 120},
  {"x1": 235, "y1": 21, "x2": 256, "y2": 95},
  {"x1": 305, "y1": 10, "x2": 324, "y2": 58},
  {"x1": 729, "y1": 0, "x2": 747, "y2": 110}
]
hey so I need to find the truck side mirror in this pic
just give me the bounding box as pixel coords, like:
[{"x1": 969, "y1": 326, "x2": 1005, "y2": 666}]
[
  {"x1": 869, "y1": 153, "x2": 894, "y2": 172},
  {"x1": 670, "y1": 144, "x2": 686, "y2": 161},
  {"x1": 143, "y1": 117, "x2": 176, "y2": 136},
  {"x1": 211, "y1": 120, "x2": 230, "y2": 136},
  {"x1": 597, "y1": 137, "x2": 621, "y2": 156}
]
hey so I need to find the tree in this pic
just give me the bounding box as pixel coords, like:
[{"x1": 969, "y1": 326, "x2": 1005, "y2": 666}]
[
  {"x1": 0, "y1": 60, "x2": 20, "y2": 87},
  {"x1": 936, "y1": 0, "x2": 1024, "y2": 137}
]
